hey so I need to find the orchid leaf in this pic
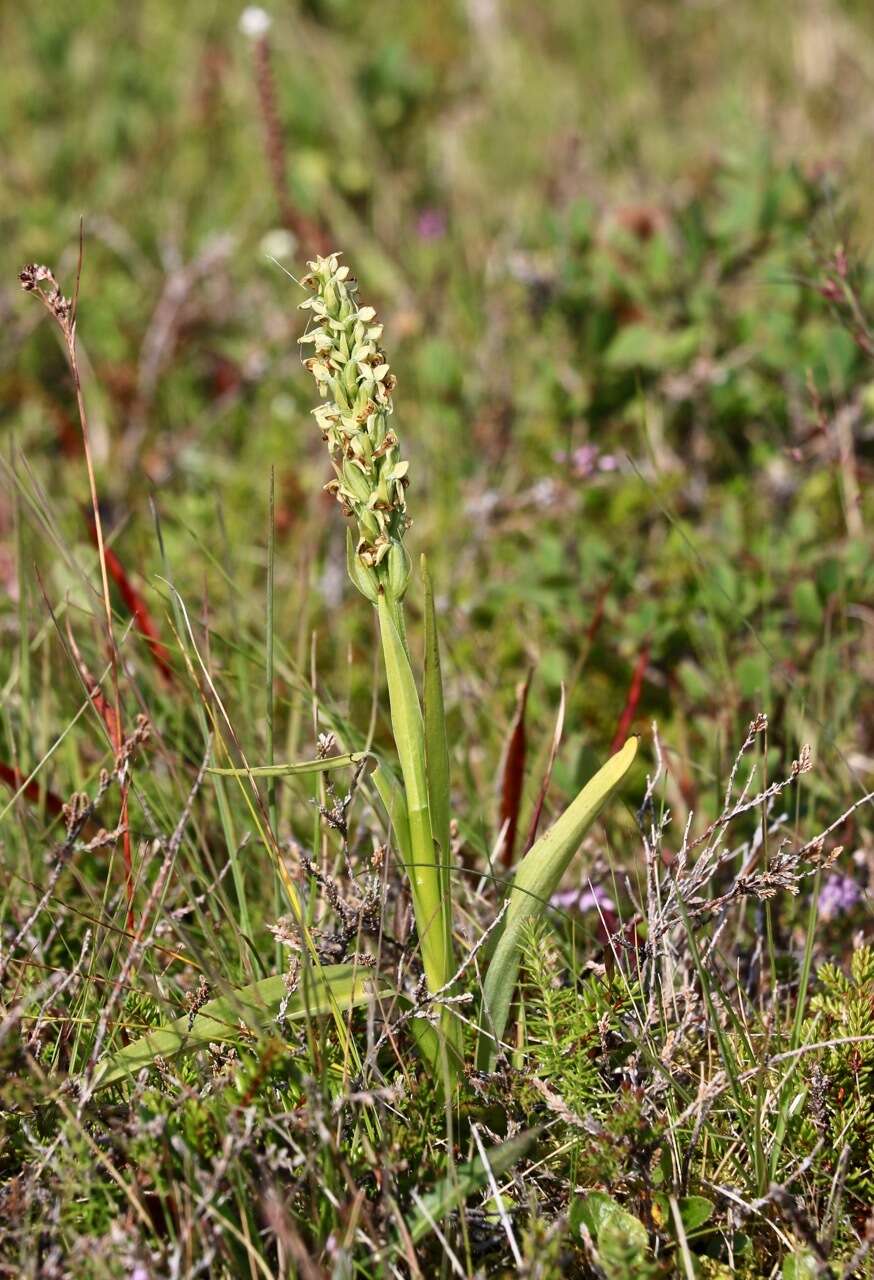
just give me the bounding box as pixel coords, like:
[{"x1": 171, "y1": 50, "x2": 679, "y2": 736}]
[
  {"x1": 421, "y1": 555, "x2": 452, "y2": 919},
  {"x1": 93, "y1": 963, "x2": 387, "y2": 1090}
]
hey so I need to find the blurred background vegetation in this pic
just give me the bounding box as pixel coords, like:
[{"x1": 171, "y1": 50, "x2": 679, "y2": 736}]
[{"x1": 1, "y1": 0, "x2": 872, "y2": 875}]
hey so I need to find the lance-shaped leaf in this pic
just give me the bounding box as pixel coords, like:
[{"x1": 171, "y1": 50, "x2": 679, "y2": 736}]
[
  {"x1": 372, "y1": 761, "x2": 414, "y2": 869},
  {"x1": 478, "y1": 736, "x2": 638, "y2": 1068},
  {"x1": 376, "y1": 592, "x2": 462, "y2": 1070},
  {"x1": 523, "y1": 681, "x2": 565, "y2": 854},
  {"x1": 421, "y1": 555, "x2": 453, "y2": 953},
  {"x1": 92, "y1": 963, "x2": 388, "y2": 1090}
]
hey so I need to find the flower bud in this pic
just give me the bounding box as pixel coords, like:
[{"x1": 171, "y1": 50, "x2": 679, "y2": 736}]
[
  {"x1": 346, "y1": 530, "x2": 379, "y2": 602},
  {"x1": 387, "y1": 539, "x2": 412, "y2": 600}
]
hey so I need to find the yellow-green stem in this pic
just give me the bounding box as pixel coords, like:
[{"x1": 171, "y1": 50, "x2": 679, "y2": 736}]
[{"x1": 376, "y1": 591, "x2": 462, "y2": 1070}]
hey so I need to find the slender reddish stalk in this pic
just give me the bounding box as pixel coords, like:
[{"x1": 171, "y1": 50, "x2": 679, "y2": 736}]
[
  {"x1": 498, "y1": 672, "x2": 532, "y2": 868},
  {"x1": 84, "y1": 514, "x2": 174, "y2": 684},
  {"x1": 584, "y1": 580, "x2": 610, "y2": 647},
  {"x1": 611, "y1": 642, "x2": 650, "y2": 754},
  {"x1": 65, "y1": 620, "x2": 133, "y2": 929},
  {"x1": 250, "y1": 34, "x2": 331, "y2": 253}
]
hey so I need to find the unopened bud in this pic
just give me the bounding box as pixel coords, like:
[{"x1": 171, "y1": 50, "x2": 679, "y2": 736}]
[
  {"x1": 387, "y1": 540, "x2": 412, "y2": 599},
  {"x1": 346, "y1": 531, "x2": 379, "y2": 602}
]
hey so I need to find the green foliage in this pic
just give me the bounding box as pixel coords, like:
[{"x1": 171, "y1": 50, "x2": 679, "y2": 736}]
[
  {"x1": 800, "y1": 946, "x2": 874, "y2": 1200},
  {"x1": 519, "y1": 919, "x2": 638, "y2": 1117},
  {"x1": 2, "y1": 2, "x2": 874, "y2": 1275},
  {"x1": 479, "y1": 736, "x2": 637, "y2": 1067},
  {"x1": 94, "y1": 963, "x2": 388, "y2": 1089},
  {"x1": 402, "y1": 1129, "x2": 537, "y2": 1250},
  {"x1": 571, "y1": 1193, "x2": 656, "y2": 1279},
  {"x1": 782, "y1": 1254, "x2": 819, "y2": 1280},
  {"x1": 652, "y1": 1193, "x2": 714, "y2": 1236}
]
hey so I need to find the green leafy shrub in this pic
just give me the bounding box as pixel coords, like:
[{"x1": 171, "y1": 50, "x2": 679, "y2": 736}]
[
  {"x1": 519, "y1": 919, "x2": 638, "y2": 1118},
  {"x1": 801, "y1": 945, "x2": 874, "y2": 1203}
]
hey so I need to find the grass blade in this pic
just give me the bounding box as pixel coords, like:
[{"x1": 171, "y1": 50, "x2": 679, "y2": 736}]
[
  {"x1": 478, "y1": 735, "x2": 638, "y2": 1068},
  {"x1": 84, "y1": 513, "x2": 174, "y2": 685},
  {"x1": 522, "y1": 680, "x2": 565, "y2": 855}
]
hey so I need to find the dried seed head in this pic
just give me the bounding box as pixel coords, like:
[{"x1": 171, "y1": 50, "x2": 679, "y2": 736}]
[
  {"x1": 63, "y1": 792, "x2": 90, "y2": 837},
  {"x1": 791, "y1": 744, "x2": 813, "y2": 778},
  {"x1": 19, "y1": 263, "x2": 74, "y2": 334},
  {"x1": 299, "y1": 253, "x2": 411, "y2": 600}
]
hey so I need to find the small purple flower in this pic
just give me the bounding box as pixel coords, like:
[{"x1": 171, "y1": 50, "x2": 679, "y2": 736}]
[
  {"x1": 416, "y1": 208, "x2": 447, "y2": 241},
  {"x1": 553, "y1": 445, "x2": 620, "y2": 480},
  {"x1": 570, "y1": 444, "x2": 600, "y2": 478},
  {"x1": 818, "y1": 873, "x2": 861, "y2": 921},
  {"x1": 551, "y1": 882, "x2": 615, "y2": 916}
]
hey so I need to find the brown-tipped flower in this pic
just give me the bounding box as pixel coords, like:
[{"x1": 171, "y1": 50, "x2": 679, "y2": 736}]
[{"x1": 299, "y1": 253, "x2": 411, "y2": 600}]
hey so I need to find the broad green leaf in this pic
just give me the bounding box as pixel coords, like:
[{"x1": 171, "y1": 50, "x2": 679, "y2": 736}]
[
  {"x1": 92, "y1": 964, "x2": 387, "y2": 1090},
  {"x1": 597, "y1": 1215, "x2": 651, "y2": 1275},
  {"x1": 653, "y1": 1193, "x2": 714, "y2": 1234},
  {"x1": 782, "y1": 1254, "x2": 818, "y2": 1280},
  {"x1": 404, "y1": 1129, "x2": 537, "y2": 1247},
  {"x1": 572, "y1": 1192, "x2": 652, "y2": 1278},
  {"x1": 571, "y1": 1192, "x2": 648, "y2": 1250},
  {"x1": 677, "y1": 1195, "x2": 714, "y2": 1234},
  {"x1": 478, "y1": 736, "x2": 638, "y2": 1068},
  {"x1": 207, "y1": 752, "x2": 366, "y2": 777},
  {"x1": 605, "y1": 322, "x2": 700, "y2": 372}
]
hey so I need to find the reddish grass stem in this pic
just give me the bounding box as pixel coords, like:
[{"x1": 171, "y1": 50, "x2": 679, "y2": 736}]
[
  {"x1": 83, "y1": 513, "x2": 174, "y2": 684},
  {"x1": 611, "y1": 642, "x2": 651, "y2": 754},
  {"x1": 19, "y1": 253, "x2": 135, "y2": 930}
]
